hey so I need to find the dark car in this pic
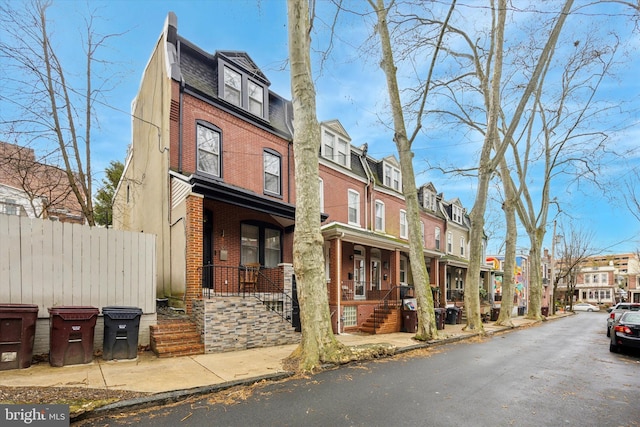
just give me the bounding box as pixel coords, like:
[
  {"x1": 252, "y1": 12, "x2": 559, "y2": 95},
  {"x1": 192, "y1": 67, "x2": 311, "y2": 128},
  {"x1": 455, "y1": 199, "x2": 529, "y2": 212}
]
[
  {"x1": 606, "y1": 303, "x2": 640, "y2": 337},
  {"x1": 609, "y1": 311, "x2": 640, "y2": 353}
]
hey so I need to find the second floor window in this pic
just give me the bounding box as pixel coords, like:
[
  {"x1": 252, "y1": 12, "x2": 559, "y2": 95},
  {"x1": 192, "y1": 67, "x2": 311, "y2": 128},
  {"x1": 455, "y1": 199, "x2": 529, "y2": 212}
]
[
  {"x1": 435, "y1": 227, "x2": 441, "y2": 250},
  {"x1": 263, "y1": 150, "x2": 281, "y2": 196},
  {"x1": 460, "y1": 237, "x2": 465, "y2": 256},
  {"x1": 348, "y1": 190, "x2": 360, "y2": 225},
  {"x1": 447, "y1": 232, "x2": 452, "y2": 253},
  {"x1": 400, "y1": 210, "x2": 407, "y2": 239},
  {"x1": 375, "y1": 200, "x2": 385, "y2": 231},
  {"x1": 197, "y1": 123, "x2": 221, "y2": 177}
]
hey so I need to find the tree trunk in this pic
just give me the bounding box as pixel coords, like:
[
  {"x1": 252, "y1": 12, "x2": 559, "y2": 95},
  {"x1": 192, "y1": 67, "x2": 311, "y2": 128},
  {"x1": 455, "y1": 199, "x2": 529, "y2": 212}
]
[
  {"x1": 496, "y1": 164, "x2": 516, "y2": 326},
  {"x1": 287, "y1": 0, "x2": 350, "y2": 371},
  {"x1": 370, "y1": 0, "x2": 436, "y2": 340}
]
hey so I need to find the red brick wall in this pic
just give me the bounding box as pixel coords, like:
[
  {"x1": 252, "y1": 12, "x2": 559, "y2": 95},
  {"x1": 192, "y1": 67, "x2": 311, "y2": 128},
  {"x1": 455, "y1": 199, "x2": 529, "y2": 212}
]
[
  {"x1": 185, "y1": 194, "x2": 204, "y2": 313},
  {"x1": 174, "y1": 91, "x2": 294, "y2": 204}
]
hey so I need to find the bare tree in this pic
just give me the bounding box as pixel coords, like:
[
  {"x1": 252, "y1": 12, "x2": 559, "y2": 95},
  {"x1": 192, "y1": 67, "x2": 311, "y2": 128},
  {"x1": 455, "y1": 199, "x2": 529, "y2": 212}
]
[
  {"x1": 363, "y1": 0, "x2": 456, "y2": 340},
  {"x1": 0, "y1": 0, "x2": 125, "y2": 225},
  {"x1": 286, "y1": 0, "x2": 353, "y2": 371},
  {"x1": 554, "y1": 224, "x2": 595, "y2": 310}
]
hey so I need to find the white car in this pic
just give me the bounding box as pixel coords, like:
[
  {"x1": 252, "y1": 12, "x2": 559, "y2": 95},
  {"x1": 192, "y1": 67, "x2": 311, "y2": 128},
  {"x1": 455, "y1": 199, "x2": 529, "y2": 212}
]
[{"x1": 569, "y1": 303, "x2": 600, "y2": 312}]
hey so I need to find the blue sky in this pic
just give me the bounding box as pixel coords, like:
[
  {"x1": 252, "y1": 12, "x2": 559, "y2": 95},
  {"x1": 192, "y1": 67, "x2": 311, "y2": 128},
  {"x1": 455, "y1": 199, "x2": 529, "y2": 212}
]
[{"x1": 2, "y1": 0, "x2": 639, "y2": 255}]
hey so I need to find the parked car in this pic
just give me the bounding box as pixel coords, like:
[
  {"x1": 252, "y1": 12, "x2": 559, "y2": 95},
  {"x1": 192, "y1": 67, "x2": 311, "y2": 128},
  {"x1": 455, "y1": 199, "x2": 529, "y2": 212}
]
[
  {"x1": 609, "y1": 311, "x2": 640, "y2": 353},
  {"x1": 606, "y1": 303, "x2": 640, "y2": 337},
  {"x1": 567, "y1": 302, "x2": 600, "y2": 312}
]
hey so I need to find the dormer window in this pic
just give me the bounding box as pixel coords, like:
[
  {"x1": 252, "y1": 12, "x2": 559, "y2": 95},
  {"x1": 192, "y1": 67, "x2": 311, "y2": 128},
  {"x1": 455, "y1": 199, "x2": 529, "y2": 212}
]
[
  {"x1": 248, "y1": 81, "x2": 264, "y2": 116},
  {"x1": 322, "y1": 130, "x2": 350, "y2": 168},
  {"x1": 223, "y1": 67, "x2": 241, "y2": 106},
  {"x1": 384, "y1": 163, "x2": 401, "y2": 191},
  {"x1": 424, "y1": 190, "x2": 436, "y2": 211},
  {"x1": 219, "y1": 63, "x2": 267, "y2": 118},
  {"x1": 452, "y1": 205, "x2": 463, "y2": 224}
]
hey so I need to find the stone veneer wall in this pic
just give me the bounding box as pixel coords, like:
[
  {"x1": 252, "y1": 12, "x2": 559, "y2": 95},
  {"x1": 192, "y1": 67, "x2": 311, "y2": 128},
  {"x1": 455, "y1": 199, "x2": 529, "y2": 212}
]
[{"x1": 192, "y1": 298, "x2": 300, "y2": 353}]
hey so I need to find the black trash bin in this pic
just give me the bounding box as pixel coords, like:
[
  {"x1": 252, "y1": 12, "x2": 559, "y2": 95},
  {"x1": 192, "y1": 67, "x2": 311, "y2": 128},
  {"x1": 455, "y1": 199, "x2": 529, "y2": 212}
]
[
  {"x1": 434, "y1": 308, "x2": 446, "y2": 330},
  {"x1": 102, "y1": 306, "x2": 143, "y2": 360},
  {"x1": 541, "y1": 307, "x2": 549, "y2": 317},
  {"x1": 490, "y1": 307, "x2": 500, "y2": 321},
  {"x1": 446, "y1": 307, "x2": 459, "y2": 325},
  {"x1": 0, "y1": 304, "x2": 39, "y2": 370},
  {"x1": 48, "y1": 306, "x2": 99, "y2": 367},
  {"x1": 518, "y1": 306, "x2": 525, "y2": 316},
  {"x1": 402, "y1": 310, "x2": 418, "y2": 333}
]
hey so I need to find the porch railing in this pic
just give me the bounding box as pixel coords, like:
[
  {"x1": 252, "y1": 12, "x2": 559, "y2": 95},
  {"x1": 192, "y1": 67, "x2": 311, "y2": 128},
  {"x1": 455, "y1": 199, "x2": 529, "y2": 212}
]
[
  {"x1": 341, "y1": 280, "x2": 391, "y2": 301},
  {"x1": 200, "y1": 264, "x2": 297, "y2": 326}
]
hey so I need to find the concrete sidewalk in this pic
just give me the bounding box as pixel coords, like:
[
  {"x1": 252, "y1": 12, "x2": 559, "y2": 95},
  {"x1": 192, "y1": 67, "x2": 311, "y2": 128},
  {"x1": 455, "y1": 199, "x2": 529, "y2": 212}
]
[{"x1": 0, "y1": 314, "x2": 560, "y2": 420}]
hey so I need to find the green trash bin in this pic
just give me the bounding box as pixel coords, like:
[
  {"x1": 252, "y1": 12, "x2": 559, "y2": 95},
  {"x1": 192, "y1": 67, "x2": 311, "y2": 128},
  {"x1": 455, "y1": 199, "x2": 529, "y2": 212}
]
[
  {"x1": 102, "y1": 306, "x2": 143, "y2": 360},
  {"x1": 0, "y1": 304, "x2": 39, "y2": 370},
  {"x1": 48, "y1": 306, "x2": 99, "y2": 367}
]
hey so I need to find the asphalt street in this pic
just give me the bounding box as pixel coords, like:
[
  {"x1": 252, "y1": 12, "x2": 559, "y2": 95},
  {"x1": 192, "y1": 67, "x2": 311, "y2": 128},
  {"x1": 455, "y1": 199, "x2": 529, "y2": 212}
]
[{"x1": 76, "y1": 312, "x2": 640, "y2": 427}]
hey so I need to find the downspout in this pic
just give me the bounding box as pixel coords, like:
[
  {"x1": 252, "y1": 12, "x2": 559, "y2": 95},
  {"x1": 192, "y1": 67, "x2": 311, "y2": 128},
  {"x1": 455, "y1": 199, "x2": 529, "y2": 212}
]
[
  {"x1": 359, "y1": 144, "x2": 373, "y2": 231},
  {"x1": 284, "y1": 101, "x2": 294, "y2": 203},
  {"x1": 178, "y1": 39, "x2": 184, "y2": 174},
  {"x1": 337, "y1": 232, "x2": 344, "y2": 334}
]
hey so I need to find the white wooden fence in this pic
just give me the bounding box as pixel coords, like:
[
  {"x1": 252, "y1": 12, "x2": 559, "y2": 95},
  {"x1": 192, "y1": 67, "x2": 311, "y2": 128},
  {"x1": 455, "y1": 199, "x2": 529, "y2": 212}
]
[{"x1": 0, "y1": 213, "x2": 156, "y2": 317}]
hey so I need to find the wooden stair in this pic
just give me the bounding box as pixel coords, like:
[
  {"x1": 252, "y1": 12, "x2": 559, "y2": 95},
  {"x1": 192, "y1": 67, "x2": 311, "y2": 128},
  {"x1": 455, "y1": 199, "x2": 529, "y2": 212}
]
[
  {"x1": 360, "y1": 307, "x2": 401, "y2": 334},
  {"x1": 150, "y1": 318, "x2": 204, "y2": 358}
]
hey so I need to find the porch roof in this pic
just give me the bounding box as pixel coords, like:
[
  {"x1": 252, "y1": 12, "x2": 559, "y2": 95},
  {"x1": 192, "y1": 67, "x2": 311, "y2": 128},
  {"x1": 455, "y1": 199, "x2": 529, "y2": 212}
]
[
  {"x1": 191, "y1": 175, "x2": 328, "y2": 226},
  {"x1": 321, "y1": 221, "x2": 442, "y2": 258}
]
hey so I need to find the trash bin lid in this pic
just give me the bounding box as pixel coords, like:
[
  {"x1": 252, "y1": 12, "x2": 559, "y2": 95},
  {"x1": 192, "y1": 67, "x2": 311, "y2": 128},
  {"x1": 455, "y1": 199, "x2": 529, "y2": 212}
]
[
  {"x1": 48, "y1": 306, "x2": 99, "y2": 320},
  {"x1": 102, "y1": 306, "x2": 143, "y2": 319},
  {"x1": 0, "y1": 304, "x2": 39, "y2": 313}
]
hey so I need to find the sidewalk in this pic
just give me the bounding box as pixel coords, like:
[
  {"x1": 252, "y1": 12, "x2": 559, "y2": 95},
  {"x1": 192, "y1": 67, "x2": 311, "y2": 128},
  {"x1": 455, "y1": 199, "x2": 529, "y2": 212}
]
[{"x1": 0, "y1": 314, "x2": 563, "y2": 420}]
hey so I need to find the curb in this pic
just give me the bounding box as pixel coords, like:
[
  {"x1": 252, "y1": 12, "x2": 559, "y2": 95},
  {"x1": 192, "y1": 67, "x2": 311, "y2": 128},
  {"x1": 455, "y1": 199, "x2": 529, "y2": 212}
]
[{"x1": 72, "y1": 315, "x2": 564, "y2": 422}]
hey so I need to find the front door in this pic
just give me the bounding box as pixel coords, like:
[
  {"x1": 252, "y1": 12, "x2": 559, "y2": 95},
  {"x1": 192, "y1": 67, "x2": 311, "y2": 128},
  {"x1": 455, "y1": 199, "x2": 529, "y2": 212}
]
[
  {"x1": 203, "y1": 209, "x2": 214, "y2": 288},
  {"x1": 354, "y1": 255, "x2": 366, "y2": 300}
]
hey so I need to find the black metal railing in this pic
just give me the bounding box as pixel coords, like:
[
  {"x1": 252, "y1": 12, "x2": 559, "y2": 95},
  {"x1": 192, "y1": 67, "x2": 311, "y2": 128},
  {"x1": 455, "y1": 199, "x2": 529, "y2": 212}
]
[
  {"x1": 372, "y1": 285, "x2": 406, "y2": 330},
  {"x1": 200, "y1": 264, "x2": 297, "y2": 326}
]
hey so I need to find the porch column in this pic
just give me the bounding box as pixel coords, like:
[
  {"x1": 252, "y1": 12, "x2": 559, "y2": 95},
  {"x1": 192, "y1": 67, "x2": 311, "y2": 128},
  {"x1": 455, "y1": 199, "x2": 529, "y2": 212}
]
[
  {"x1": 185, "y1": 193, "x2": 204, "y2": 314},
  {"x1": 439, "y1": 261, "x2": 447, "y2": 307}
]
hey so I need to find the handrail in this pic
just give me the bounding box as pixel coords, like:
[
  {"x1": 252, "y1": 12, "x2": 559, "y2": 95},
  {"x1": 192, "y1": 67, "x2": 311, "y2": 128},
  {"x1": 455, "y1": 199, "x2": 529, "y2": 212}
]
[{"x1": 372, "y1": 285, "x2": 411, "y2": 330}]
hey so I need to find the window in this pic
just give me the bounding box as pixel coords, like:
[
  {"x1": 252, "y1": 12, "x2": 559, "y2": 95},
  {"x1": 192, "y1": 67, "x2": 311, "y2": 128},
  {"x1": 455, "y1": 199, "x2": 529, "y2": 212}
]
[
  {"x1": 343, "y1": 306, "x2": 357, "y2": 327},
  {"x1": 424, "y1": 190, "x2": 436, "y2": 211},
  {"x1": 452, "y1": 205, "x2": 463, "y2": 224},
  {"x1": 375, "y1": 200, "x2": 385, "y2": 231},
  {"x1": 400, "y1": 210, "x2": 407, "y2": 239},
  {"x1": 248, "y1": 80, "x2": 264, "y2": 116},
  {"x1": 384, "y1": 163, "x2": 401, "y2": 191},
  {"x1": 460, "y1": 237, "x2": 465, "y2": 256},
  {"x1": 435, "y1": 227, "x2": 441, "y2": 250},
  {"x1": 322, "y1": 130, "x2": 350, "y2": 167},
  {"x1": 3, "y1": 198, "x2": 17, "y2": 216},
  {"x1": 264, "y1": 228, "x2": 281, "y2": 267},
  {"x1": 447, "y1": 232, "x2": 453, "y2": 253},
  {"x1": 197, "y1": 123, "x2": 221, "y2": 177},
  {"x1": 223, "y1": 67, "x2": 241, "y2": 106},
  {"x1": 400, "y1": 257, "x2": 407, "y2": 284},
  {"x1": 241, "y1": 223, "x2": 282, "y2": 268},
  {"x1": 220, "y1": 63, "x2": 266, "y2": 118},
  {"x1": 348, "y1": 190, "x2": 360, "y2": 225},
  {"x1": 241, "y1": 224, "x2": 259, "y2": 264},
  {"x1": 263, "y1": 150, "x2": 281, "y2": 196}
]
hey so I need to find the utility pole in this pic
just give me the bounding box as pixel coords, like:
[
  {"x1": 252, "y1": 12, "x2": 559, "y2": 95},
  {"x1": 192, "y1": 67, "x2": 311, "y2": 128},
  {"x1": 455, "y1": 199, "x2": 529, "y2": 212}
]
[{"x1": 550, "y1": 221, "x2": 557, "y2": 315}]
